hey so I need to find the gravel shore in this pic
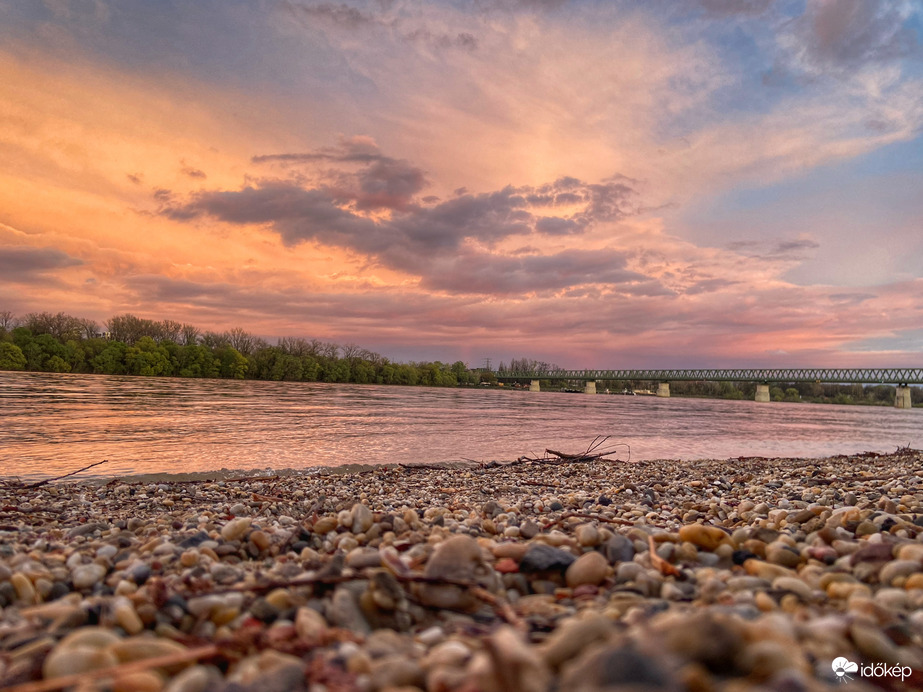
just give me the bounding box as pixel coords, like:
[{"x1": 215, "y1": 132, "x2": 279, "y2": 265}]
[{"x1": 1, "y1": 450, "x2": 922, "y2": 691}]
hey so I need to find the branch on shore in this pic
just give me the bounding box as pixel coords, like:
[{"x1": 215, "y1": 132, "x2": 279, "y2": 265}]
[
  {"x1": 0, "y1": 645, "x2": 218, "y2": 692},
  {"x1": 24, "y1": 460, "x2": 111, "y2": 489}
]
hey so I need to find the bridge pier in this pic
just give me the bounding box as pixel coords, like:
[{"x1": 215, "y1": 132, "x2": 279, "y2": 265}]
[
  {"x1": 656, "y1": 382, "x2": 670, "y2": 398},
  {"x1": 530, "y1": 379, "x2": 541, "y2": 392},
  {"x1": 585, "y1": 380, "x2": 597, "y2": 395},
  {"x1": 755, "y1": 383, "x2": 771, "y2": 402},
  {"x1": 896, "y1": 384, "x2": 912, "y2": 409}
]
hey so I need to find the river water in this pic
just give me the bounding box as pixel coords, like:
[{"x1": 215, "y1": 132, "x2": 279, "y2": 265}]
[{"x1": 1, "y1": 372, "x2": 920, "y2": 480}]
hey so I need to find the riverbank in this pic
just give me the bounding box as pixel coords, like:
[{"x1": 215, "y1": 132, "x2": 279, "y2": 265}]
[{"x1": 1, "y1": 451, "x2": 922, "y2": 691}]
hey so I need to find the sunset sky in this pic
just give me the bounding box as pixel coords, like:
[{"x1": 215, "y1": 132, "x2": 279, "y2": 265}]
[{"x1": 1, "y1": 0, "x2": 921, "y2": 368}]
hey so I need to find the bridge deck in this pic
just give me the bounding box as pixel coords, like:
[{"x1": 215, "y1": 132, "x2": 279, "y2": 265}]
[{"x1": 493, "y1": 368, "x2": 923, "y2": 384}]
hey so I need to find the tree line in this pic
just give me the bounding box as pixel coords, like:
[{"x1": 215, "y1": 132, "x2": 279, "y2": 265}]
[{"x1": 0, "y1": 311, "x2": 478, "y2": 387}]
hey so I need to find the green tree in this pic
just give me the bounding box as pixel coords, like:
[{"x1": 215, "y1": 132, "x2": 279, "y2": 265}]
[
  {"x1": 125, "y1": 337, "x2": 173, "y2": 376},
  {"x1": 322, "y1": 359, "x2": 350, "y2": 383},
  {"x1": 176, "y1": 344, "x2": 219, "y2": 378},
  {"x1": 92, "y1": 342, "x2": 129, "y2": 375},
  {"x1": 45, "y1": 355, "x2": 71, "y2": 373},
  {"x1": 271, "y1": 353, "x2": 304, "y2": 381},
  {"x1": 216, "y1": 346, "x2": 248, "y2": 379},
  {"x1": 0, "y1": 342, "x2": 26, "y2": 370},
  {"x1": 351, "y1": 360, "x2": 376, "y2": 384}
]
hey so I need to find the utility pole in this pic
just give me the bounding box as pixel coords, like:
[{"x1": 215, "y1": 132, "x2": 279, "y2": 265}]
[{"x1": 483, "y1": 358, "x2": 492, "y2": 371}]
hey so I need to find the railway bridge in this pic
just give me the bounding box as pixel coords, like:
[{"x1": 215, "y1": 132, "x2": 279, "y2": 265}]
[{"x1": 492, "y1": 368, "x2": 923, "y2": 408}]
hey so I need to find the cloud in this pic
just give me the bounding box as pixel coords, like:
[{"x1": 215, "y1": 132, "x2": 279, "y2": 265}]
[
  {"x1": 725, "y1": 238, "x2": 819, "y2": 260},
  {"x1": 420, "y1": 248, "x2": 661, "y2": 295},
  {"x1": 785, "y1": 0, "x2": 920, "y2": 73},
  {"x1": 181, "y1": 162, "x2": 207, "y2": 179},
  {"x1": 163, "y1": 143, "x2": 642, "y2": 294},
  {"x1": 692, "y1": 0, "x2": 774, "y2": 18},
  {"x1": 0, "y1": 245, "x2": 83, "y2": 280}
]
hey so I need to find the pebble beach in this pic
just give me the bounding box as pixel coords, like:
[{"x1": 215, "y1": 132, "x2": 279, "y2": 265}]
[{"x1": 1, "y1": 450, "x2": 923, "y2": 691}]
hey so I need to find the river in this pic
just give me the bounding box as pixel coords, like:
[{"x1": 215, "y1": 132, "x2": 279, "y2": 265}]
[{"x1": 0, "y1": 372, "x2": 920, "y2": 480}]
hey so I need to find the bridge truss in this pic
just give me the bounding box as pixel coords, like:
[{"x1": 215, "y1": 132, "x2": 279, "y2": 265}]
[{"x1": 493, "y1": 368, "x2": 923, "y2": 384}]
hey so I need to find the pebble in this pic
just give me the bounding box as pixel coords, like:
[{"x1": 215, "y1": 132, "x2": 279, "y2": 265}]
[
  {"x1": 220, "y1": 517, "x2": 251, "y2": 541},
  {"x1": 519, "y1": 543, "x2": 576, "y2": 573},
  {"x1": 678, "y1": 524, "x2": 727, "y2": 551},
  {"x1": 71, "y1": 563, "x2": 107, "y2": 590},
  {"x1": 565, "y1": 551, "x2": 608, "y2": 587},
  {"x1": 1, "y1": 451, "x2": 922, "y2": 691}
]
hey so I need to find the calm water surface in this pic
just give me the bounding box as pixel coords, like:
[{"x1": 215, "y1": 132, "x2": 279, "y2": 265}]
[{"x1": 1, "y1": 372, "x2": 920, "y2": 480}]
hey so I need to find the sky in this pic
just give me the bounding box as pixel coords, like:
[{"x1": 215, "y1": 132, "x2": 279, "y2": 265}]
[{"x1": 1, "y1": 0, "x2": 922, "y2": 368}]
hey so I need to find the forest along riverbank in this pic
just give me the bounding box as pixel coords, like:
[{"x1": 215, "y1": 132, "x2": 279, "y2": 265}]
[{"x1": 1, "y1": 451, "x2": 923, "y2": 691}]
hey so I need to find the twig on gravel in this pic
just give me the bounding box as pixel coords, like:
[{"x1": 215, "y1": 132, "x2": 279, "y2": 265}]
[
  {"x1": 25, "y1": 460, "x2": 111, "y2": 489},
  {"x1": 0, "y1": 644, "x2": 218, "y2": 692}
]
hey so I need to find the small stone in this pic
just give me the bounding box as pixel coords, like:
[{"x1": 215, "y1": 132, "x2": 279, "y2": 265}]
[
  {"x1": 565, "y1": 551, "x2": 608, "y2": 587},
  {"x1": 313, "y1": 516, "x2": 338, "y2": 534},
  {"x1": 163, "y1": 664, "x2": 222, "y2": 692},
  {"x1": 229, "y1": 503, "x2": 248, "y2": 516},
  {"x1": 111, "y1": 670, "x2": 165, "y2": 692},
  {"x1": 419, "y1": 534, "x2": 499, "y2": 611},
  {"x1": 879, "y1": 560, "x2": 921, "y2": 586},
  {"x1": 249, "y1": 530, "x2": 270, "y2": 552},
  {"x1": 424, "y1": 639, "x2": 470, "y2": 668},
  {"x1": 850, "y1": 621, "x2": 902, "y2": 665},
  {"x1": 519, "y1": 544, "x2": 576, "y2": 573},
  {"x1": 472, "y1": 626, "x2": 550, "y2": 692},
  {"x1": 113, "y1": 596, "x2": 144, "y2": 635},
  {"x1": 295, "y1": 606, "x2": 327, "y2": 641},
  {"x1": 109, "y1": 636, "x2": 189, "y2": 667},
  {"x1": 520, "y1": 520, "x2": 540, "y2": 539},
  {"x1": 559, "y1": 643, "x2": 676, "y2": 691},
  {"x1": 575, "y1": 524, "x2": 600, "y2": 547},
  {"x1": 679, "y1": 524, "x2": 728, "y2": 552},
  {"x1": 744, "y1": 559, "x2": 794, "y2": 581},
  {"x1": 603, "y1": 534, "x2": 635, "y2": 563},
  {"x1": 540, "y1": 614, "x2": 615, "y2": 669},
  {"x1": 661, "y1": 611, "x2": 745, "y2": 674},
  {"x1": 11, "y1": 572, "x2": 36, "y2": 604},
  {"x1": 766, "y1": 543, "x2": 802, "y2": 568},
  {"x1": 772, "y1": 576, "x2": 812, "y2": 601},
  {"x1": 220, "y1": 517, "x2": 251, "y2": 541},
  {"x1": 369, "y1": 655, "x2": 424, "y2": 689},
  {"x1": 71, "y1": 563, "x2": 107, "y2": 591},
  {"x1": 327, "y1": 586, "x2": 370, "y2": 634},
  {"x1": 44, "y1": 647, "x2": 120, "y2": 679},
  {"x1": 43, "y1": 627, "x2": 122, "y2": 679},
  {"x1": 352, "y1": 503, "x2": 374, "y2": 533}
]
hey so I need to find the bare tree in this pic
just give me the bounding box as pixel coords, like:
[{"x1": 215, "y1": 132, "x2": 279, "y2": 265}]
[
  {"x1": 180, "y1": 323, "x2": 200, "y2": 346},
  {"x1": 25, "y1": 311, "x2": 83, "y2": 341},
  {"x1": 279, "y1": 337, "x2": 312, "y2": 356},
  {"x1": 160, "y1": 320, "x2": 183, "y2": 343},
  {"x1": 226, "y1": 327, "x2": 255, "y2": 354},
  {"x1": 78, "y1": 318, "x2": 99, "y2": 339},
  {"x1": 0, "y1": 310, "x2": 17, "y2": 331},
  {"x1": 200, "y1": 331, "x2": 230, "y2": 349}
]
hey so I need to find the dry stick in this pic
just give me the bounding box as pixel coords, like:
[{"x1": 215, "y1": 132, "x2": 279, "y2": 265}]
[
  {"x1": 0, "y1": 644, "x2": 218, "y2": 692},
  {"x1": 25, "y1": 460, "x2": 111, "y2": 489},
  {"x1": 469, "y1": 586, "x2": 525, "y2": 632}
]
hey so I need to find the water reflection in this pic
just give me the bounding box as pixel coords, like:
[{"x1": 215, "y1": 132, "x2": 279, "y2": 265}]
[{"x1": 0, "y1": 371, "x2": 920, "y2": 480}]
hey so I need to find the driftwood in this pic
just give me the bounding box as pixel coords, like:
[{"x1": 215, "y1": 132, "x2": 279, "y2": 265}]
[
  {"x1": 23, "y1": 460, "x2": 111, "y2": 489},
  {"x1": 0, "y1": 645, "x2": 218, "y2": 692},
  {"x1": 516, "y1": 436, "x2": 630, "y2": 464}
]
